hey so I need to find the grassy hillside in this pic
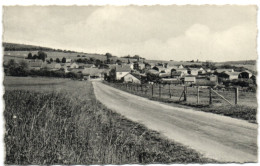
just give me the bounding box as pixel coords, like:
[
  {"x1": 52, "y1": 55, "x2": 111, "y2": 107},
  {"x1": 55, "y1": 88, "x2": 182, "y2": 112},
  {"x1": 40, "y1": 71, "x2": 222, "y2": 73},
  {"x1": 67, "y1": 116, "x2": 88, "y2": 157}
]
[
  {"x1": 3, "y1": 42, "x2": 116, "y2": 61},
  {"x1": 3, "y1": 42, "x2": 76, "y2": 52}
]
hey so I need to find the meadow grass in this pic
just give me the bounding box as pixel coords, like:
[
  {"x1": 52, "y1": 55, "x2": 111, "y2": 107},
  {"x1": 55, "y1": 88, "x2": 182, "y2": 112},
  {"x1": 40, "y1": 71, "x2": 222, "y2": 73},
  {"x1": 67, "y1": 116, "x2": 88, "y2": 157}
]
[{"x1": 4, "y1": 76, "x2": 212, "y2": 164}]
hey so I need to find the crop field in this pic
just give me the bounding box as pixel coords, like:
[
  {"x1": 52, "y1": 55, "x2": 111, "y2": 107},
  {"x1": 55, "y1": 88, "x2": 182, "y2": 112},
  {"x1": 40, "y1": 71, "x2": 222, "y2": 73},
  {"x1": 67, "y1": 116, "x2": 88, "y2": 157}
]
[
  {"x1": 4, "y1": 76, "x2": 212, "y2": 164},
  {"x1": 105, "y1": 82, "x2": 257, "y2": 123}
]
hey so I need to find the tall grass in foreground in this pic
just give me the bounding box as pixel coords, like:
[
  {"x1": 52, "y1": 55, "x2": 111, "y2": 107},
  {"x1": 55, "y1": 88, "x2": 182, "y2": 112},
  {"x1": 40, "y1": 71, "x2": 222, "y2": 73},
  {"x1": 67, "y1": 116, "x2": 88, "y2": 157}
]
[{"x1": 4, "y1": 88, "x2": 212, "y2": 164}]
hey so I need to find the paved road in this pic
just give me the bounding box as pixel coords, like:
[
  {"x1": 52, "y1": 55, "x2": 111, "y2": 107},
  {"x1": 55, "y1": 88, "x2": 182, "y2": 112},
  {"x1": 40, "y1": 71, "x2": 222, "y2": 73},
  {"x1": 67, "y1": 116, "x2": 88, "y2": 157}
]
[{"x1": 93, "y1": 82, "x2": 258, "y2": 163}]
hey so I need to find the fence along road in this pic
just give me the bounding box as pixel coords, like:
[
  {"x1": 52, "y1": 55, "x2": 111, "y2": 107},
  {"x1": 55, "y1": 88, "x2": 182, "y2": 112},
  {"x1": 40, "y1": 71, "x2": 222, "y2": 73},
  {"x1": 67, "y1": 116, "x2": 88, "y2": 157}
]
[{"x1": 93, "y1": 82, "x2": 257, "y2": 163}]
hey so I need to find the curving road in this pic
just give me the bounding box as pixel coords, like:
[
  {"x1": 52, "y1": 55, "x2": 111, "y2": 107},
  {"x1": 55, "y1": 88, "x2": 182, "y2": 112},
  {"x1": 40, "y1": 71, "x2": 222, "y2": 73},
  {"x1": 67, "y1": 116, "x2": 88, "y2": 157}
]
[{"x1": 93, "y1": 82, "x2": 258, "y2": 163}]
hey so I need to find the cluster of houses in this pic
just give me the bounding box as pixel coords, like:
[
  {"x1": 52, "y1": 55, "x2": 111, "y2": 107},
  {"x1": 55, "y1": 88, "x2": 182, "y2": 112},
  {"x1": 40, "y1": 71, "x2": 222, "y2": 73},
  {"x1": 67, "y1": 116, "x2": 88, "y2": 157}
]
[
  {"x1": 25, "y1": 58, "x2": 254, "y2": 86},
  {"x1": 108, "y1": 61, "x2": 254, "y2": 86},
  {"x1": 27, "y1": 59, "x2": 109, "y2": 80}
]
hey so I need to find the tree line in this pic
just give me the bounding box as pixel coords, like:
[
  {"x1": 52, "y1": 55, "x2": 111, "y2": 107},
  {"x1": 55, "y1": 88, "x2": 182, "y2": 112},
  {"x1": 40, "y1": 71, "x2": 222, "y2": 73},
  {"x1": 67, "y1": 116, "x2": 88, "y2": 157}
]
[{"x1": 4, "y1": 59, "x2": 83, "y2": 79}]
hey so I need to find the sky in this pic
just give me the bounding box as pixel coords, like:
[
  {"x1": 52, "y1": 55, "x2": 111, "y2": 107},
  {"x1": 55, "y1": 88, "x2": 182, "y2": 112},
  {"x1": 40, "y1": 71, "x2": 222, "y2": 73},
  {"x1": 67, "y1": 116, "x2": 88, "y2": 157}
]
[{"x1": 3, "y1": 5, "x2": 258, "y2": 62}]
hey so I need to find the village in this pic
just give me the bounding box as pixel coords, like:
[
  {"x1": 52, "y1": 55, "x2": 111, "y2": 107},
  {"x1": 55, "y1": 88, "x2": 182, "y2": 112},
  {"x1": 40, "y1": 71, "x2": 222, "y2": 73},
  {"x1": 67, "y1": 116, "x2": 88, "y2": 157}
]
[{"x1": 9, "y1": 52, "x2": 254, "y2": 92}]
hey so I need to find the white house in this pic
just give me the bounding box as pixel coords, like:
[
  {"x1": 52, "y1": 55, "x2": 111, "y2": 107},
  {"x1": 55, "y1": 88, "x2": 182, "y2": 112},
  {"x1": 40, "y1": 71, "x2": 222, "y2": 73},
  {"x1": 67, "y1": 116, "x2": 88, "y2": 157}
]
[
  {"x1": 187, "y1": 68, "x2": 205, "y2": 75},
  {"x1": 70, "y1": 62, "x2": 79, "y2": 69},
  {"x1": 116, "y1": 65, "x2": 132, "y2": 80},
  {"x1": 66, "y1": 59, "x2": 72, "y2": 63},
  {"x1": 225, "y1": 72, "x2": 240, "y2": 80}
]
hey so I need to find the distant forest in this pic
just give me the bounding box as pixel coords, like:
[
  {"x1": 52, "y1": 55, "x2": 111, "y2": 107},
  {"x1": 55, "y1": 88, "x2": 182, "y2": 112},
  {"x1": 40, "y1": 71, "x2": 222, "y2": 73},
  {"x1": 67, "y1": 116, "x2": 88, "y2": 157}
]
[{"x1": 3, "y1": 42, "x2": 78, "y2": 53}]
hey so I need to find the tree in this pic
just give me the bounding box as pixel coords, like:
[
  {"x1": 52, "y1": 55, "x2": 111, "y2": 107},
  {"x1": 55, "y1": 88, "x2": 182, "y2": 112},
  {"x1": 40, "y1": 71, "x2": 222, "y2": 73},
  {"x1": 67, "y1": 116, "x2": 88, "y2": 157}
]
[
  {"x1": 105, "y1": 53, "x2": 112, "y2": 64},
  {"x1": 56, "y1": 58, "x2": 61, "y2": 63},
  {"x1": 89, "y1": 57, "x2": 95, "y2": 64},
  {"x1": 62, "y1": 57, "x2": 66, "y2": 63},
  {"x1": 50, "y1": 58, "x2": 53, "y2": 62},
  {"x1": 37, "y1": 51, "x2": 47, "y2": 61},
  {"x1": 133, "y1": 55, "x2": 140, "y2": 61},
  {"x1": 76, "y1": 58, "x2": 83, "y2": 63},
  {"x1": 19, "y1": 60, "x2": 29, "y2": 70},
  {"x1": 7, "y1": 59, "x2": 18, "y2": 68},
  {"x1": 27, "y1": 53, "x2": 33, "y2": 59},
  {"x1": 116, "y1": 59, "x2": 122, "y2": 65},
  {"x1": 32, "y1": 54, "x2": 38, "y2": 59}
]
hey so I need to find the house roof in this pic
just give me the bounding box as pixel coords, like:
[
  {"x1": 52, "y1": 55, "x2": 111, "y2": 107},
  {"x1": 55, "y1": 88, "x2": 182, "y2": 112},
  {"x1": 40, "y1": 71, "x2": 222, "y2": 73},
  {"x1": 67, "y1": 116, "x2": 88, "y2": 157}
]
[
  {"x1": 184, "y1": 77, "x2": 196, "y2": 82},
  {"x1": 159, "y1": 73, "x2": 171, "y2": 78},
  {"x1": 240, "y1": 70, "x2": 252, "y2": 74},
  {"x1": 45, "y1": 63, "x2": 61, "y2": 69},
  {"x1": 225, "y1": 71, "x2": 240, "y2": 76},
  {"x1": 147, "y1": 69, "x2": 160, "y2": 75},
  {"x1": 116, "y1": 65, "x2": 131, "y2": 72},
  {"x1": 70, "y1": 62, "x2": 78, "y2": 65},
  {"x1": 171, "y1": 71, "x2": 182, "y2": 76},
  {"x1": 61, "y1": 63, "x2": 68, "y2": 66},
  {"x1": 188, "y1": 67, "x2": 203, "y2": 71},
  {"x1": 176, "y1": 68, "x2": 188, "y2": 71},
  {"x1": 123, "y1": 73, "x2": 140, "y2": 80},
  {"x1": 216, "y1": 69, "x2": 234, "y2": 73}
]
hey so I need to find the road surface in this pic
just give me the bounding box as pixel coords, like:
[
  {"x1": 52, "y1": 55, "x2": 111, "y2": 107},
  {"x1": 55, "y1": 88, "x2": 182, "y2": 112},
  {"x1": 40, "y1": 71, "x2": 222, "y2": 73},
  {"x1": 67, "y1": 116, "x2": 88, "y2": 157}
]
[{"x1": 93, "y1": 82, "x2": 257, "y2": 162}]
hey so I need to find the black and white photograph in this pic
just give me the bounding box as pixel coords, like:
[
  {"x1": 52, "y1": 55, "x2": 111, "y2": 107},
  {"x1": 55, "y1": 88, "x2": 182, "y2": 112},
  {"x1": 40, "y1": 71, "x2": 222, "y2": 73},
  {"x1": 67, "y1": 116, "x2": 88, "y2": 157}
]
[{"x1": 1, "y1": 1, "x2": 259, "y2": 165}]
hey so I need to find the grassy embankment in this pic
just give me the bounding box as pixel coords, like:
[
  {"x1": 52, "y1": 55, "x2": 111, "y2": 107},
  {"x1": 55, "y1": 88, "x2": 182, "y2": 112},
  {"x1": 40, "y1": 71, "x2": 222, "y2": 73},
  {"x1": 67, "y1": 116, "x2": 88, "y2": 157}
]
[
  {"x1": 104, "y1": 82, "x2": 257, "y2": 123},
  {"x1": 4, "y1": 76, "x2": 213, "y2": 164}
]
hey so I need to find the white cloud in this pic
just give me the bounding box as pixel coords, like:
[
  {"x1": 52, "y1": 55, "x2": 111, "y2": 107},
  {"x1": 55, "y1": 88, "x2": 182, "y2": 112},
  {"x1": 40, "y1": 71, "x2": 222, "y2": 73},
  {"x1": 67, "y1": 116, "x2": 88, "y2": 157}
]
[{"x1": 3, "y1": 6, "x2": 257, "y2": 62}]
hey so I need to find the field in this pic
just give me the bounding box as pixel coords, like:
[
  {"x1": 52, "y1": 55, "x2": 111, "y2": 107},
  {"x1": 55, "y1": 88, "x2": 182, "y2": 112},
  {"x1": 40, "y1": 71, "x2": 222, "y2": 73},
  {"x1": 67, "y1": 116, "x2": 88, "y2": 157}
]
[
  {"x1": 4, "y1": 76, "x2": 212, "y2": 164},
  {"x1": 4, "y1": 51, "x2": 110, "y2": 61},
  {"x1": 105, "y1": 82, "x2": 257, "y2": 123}
]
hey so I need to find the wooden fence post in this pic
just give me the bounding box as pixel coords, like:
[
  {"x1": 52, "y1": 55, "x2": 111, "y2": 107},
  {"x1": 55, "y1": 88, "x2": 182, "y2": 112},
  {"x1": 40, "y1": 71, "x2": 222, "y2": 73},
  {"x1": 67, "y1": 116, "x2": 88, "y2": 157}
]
[
  {"x1": 209, "y1": 88, "x2": 212, "y2": 105},
  {"x1": 197, "y1": 86, "x2": 200, "y2": 104},
  {"x1": 152, "y1": 84, "x2": 154, "y2": 97},
  {"x1": 169, "y1": 84, "x2": 171, "y2": 98},
  {"x1": 159, "y1": 83, "x2": 161, "y2": 98},
  {"x1": 235, "y1": 87, "x2": 239, "y2": 105},
  {"x1": 184, "y1": 86, "x2": 187, "y2": 101}
]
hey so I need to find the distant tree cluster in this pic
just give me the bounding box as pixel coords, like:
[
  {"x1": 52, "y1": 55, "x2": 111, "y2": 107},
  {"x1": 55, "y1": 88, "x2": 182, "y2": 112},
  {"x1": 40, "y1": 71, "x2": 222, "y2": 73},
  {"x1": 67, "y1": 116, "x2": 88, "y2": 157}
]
[
  {"x1": 122, "y1": 55, "x2": 145, "y2": 61},
  {"x1": 27, "y1": 51, "x2": 47, "y2": 61},
  {"x1": 3, "y1": 42, "x2": 77, "y2": 53}
]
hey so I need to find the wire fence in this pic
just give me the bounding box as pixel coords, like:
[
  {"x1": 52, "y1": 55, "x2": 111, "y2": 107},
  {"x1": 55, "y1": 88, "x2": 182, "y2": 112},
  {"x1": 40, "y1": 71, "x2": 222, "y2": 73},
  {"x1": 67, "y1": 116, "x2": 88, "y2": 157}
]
[{"x1": 106, "y1": 82, "x2": 257, "y2": 107}]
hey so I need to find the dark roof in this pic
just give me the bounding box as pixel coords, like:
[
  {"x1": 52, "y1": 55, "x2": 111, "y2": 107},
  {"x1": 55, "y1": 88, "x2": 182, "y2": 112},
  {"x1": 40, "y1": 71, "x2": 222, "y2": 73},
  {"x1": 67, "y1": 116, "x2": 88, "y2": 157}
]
[
  {"x1": 147, "y1": 69, "x2": 159, "y2": 75},
  {"x1": 216, "y1": 69, "x2": 234, "y2": 73},
  {"x1": 161, "y1": 78, "x2": 182, "y2": 84},
  {"x1": 171, "y1": 71, "x2": 182, "y2": 76},
  {"x1": 116, "y1": 65, "x2": 131, "y2": 72}
]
